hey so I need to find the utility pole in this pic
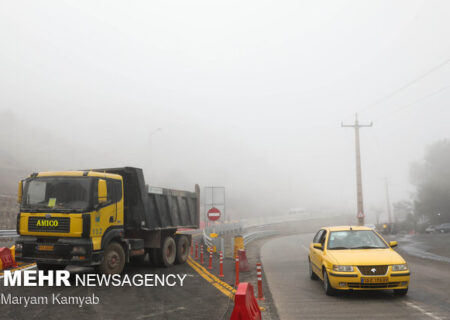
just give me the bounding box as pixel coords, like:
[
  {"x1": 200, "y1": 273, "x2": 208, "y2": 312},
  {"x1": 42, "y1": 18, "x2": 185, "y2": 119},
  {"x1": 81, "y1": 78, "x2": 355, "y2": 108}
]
[
  {"x1": 342, "y1": 114, "x2": 373, "y2": 226},
  {"x1": 384, "y1": 177, "x2": 392, "y2": 225}
]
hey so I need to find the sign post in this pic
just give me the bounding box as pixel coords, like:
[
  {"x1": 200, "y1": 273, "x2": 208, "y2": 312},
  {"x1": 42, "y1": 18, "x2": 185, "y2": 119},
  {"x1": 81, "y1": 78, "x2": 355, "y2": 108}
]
[{"x1": 204, "y1": 186, "x2": 225, "y2": 225}]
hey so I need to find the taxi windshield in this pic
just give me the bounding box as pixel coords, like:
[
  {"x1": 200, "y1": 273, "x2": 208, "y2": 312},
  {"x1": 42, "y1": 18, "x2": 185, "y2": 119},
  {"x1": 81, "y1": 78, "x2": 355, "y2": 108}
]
[
  {"x1": 327, "y1": 230, "x2": 388, "y2": 250},
  {"x1": 22, "y1": 177, "x2": 93, "y2": 212}
]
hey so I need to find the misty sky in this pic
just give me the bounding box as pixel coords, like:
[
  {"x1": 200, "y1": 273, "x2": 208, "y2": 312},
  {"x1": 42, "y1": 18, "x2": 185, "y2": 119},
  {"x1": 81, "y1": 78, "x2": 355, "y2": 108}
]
[{"x1": 1, "y1": 1, "x2": 450, "y2": 221}]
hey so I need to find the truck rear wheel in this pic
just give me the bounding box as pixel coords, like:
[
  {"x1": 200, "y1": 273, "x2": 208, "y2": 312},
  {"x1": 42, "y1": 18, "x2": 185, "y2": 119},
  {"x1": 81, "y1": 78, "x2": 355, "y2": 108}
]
[
  {"x1": 161, "y1": 236, "x2": 176, "y2": 267},
  {"x1": 175, "y1": 235, "x2": 189, "y2": 264},
  {"x1": 98, "y1": 242, "x2": 125, "y2": 274}
]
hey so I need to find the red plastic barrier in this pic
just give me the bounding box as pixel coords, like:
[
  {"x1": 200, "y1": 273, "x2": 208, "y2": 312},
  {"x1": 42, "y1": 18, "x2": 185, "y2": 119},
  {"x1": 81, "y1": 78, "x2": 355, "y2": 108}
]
[
  {"x1": 238, "y1": 249, "x2": 250, "y2": 272},
  {"x1": 0, "y1": 247, "x2": 17, "y2": 270},
  {"x1": 230, "y1": 283, "x2": 261, "y2": 320}
]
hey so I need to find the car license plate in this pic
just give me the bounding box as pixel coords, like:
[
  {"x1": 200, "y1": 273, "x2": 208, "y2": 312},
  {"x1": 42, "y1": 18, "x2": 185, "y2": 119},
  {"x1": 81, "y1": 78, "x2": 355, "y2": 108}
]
[
  {"x1": 362, "y1": 277, "x2": 388, "y2": 283},
  {"x1": 38, "y1": 245, "x2": 54, "y2": 251}
]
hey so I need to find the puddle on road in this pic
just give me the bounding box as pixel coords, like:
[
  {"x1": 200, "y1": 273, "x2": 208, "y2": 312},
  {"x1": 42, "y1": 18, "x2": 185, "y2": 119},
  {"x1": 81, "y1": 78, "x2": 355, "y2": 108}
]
[{"x1": 397, "y1": 235, "x2": 450, "y2": 264}]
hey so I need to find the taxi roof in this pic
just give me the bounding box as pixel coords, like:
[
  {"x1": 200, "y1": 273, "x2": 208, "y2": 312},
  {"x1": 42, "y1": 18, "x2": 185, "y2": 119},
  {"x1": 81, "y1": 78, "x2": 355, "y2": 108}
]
[{"x1": 323, "y1": 226, "x2": 373, "y2": 231}]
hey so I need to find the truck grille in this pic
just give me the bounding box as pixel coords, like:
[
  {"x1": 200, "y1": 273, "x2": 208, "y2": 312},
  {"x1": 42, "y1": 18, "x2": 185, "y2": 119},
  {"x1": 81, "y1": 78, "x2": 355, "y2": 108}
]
[
  {"x1": 358, "y1": 265, "x2": 388, "y2": 276},
  {"x1": 28, "y1": 217, "x2": 70, "y2": 233}
]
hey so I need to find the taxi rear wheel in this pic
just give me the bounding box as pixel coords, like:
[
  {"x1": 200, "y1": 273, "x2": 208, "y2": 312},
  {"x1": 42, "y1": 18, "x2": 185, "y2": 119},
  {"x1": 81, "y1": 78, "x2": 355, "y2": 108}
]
[
  {"x1": 394, "y1": 288, "x2": 408, "y2": 296},
  {"x1": 323, "y1": 270, "x2": 336, "y2": 296},
  {"x1": 308, "y1": 258, "x2": 318, "y2": 280}
]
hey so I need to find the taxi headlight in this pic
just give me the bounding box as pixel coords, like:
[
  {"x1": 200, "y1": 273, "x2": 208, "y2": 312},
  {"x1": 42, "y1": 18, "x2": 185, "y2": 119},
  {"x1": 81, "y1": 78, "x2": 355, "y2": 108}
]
[
  {"x1": 392, "y1": 264, "x2": 408, "y2": 271},
  {"x1": 333, "y1": 265, "x2": 354, "y2": 272}
]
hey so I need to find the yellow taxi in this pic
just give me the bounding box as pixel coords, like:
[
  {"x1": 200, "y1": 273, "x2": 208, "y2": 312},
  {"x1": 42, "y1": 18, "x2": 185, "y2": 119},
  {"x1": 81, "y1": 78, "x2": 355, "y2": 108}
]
[{"x1": 308, "y1": 226, "x2": 410, "y2": 295}]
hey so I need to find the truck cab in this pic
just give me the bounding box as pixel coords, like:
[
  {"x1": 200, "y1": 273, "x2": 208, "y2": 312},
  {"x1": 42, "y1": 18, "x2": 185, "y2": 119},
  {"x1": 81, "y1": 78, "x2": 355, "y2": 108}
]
[
  {"x1": 15, "y1": 167, "x2": 199, "y2": 274},
  {"x1": 15, "y1": 171, "x2": 125, "y2": 271}
]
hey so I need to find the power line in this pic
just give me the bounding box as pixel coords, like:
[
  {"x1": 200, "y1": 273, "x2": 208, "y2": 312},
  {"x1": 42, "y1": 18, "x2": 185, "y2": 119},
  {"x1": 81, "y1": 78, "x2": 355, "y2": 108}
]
[
  {"x1": 366, "y1": 57, "x2": 450, "y2": 109},
  {"x1": 343, "y1": 57, "x2": 450, "y2": 121},
  {"x1": 374, "y1": 83, "x2": 450, "y2": 122}
]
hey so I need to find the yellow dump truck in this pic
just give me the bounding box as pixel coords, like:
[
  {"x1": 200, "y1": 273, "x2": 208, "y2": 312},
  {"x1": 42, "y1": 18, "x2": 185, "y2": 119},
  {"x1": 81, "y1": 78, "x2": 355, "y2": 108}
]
[{"x1": 15, "y1": 167, "x2": 200, "y2": 274}]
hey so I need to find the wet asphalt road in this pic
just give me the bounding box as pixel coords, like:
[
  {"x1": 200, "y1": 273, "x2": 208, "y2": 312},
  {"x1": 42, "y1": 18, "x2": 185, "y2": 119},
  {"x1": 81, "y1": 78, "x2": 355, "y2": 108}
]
[
  {"x1": 0, "y1": 260, "x2": 231, "y2": 320},
  {"x1": 261, "y1": 233, "x2": 450, "y2": 320}
]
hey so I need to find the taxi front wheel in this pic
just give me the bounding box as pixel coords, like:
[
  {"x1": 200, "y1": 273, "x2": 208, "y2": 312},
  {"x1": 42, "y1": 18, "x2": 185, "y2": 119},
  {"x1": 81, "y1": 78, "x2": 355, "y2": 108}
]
[{"x1": 323, "y1": 270, "x2": 336, "y2": 296}]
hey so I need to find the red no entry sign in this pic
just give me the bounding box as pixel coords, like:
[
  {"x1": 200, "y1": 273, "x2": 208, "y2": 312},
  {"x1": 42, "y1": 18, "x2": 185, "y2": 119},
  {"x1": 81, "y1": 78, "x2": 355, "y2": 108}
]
[{"x1": 207, "y1": 207, "x2": 221, "y2": 221}]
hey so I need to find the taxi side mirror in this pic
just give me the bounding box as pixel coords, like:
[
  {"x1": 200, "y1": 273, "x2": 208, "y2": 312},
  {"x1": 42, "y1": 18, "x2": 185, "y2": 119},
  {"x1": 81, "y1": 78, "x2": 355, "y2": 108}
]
[
  {"x1": 98, "y1": 179, "x2": 107, "y2": 204},
  {"x1": 313, "y1": 243, "x2": 323, "y2": 250},
  {"x1": 389, "y1": 241, "x2": 398, "y2": 248},
  {"x1": 17, "y1": 181, "x2": 23, "y2": 204}
]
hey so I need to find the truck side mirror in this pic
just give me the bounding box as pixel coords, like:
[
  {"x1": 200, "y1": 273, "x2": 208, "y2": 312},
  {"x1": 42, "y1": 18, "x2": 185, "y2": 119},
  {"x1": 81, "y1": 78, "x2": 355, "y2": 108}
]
[
  {"x1": 98, "y1": 179, "x2": 107, "y2": 204},
  {"x1": 17, "y1": 181, "x2": 23, "y2": 204}
]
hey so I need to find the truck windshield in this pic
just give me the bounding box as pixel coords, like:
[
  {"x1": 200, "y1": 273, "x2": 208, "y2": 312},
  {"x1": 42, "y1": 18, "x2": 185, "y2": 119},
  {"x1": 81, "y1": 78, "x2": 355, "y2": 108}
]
[{"x1": 22, "y1": 177, "x2": 93, "y2": 212}]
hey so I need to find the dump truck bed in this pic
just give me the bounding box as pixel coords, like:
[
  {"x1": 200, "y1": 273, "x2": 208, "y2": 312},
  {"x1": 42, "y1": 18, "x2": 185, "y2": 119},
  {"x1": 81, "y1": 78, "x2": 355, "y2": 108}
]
[{"x1": 92, "y1": 167, "x2": 200, "y2": 231}]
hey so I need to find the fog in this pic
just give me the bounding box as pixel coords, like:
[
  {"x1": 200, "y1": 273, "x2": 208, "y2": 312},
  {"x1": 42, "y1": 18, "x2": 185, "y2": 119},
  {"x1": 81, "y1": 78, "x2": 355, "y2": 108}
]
[{"x1": 1, "y1": 1, "x2": 450, "y2": 221}]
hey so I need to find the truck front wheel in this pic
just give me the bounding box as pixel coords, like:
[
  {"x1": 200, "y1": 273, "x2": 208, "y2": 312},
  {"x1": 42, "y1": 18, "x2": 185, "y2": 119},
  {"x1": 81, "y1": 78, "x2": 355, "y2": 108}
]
[
  {"x1": 161, "y1": 236, "x2": 176, "y2": 267},
  {"x1": 98, "y1": 242, "x2": 125, "y2": 274},
  {"x1": 175, "y1": 235, "x2": 189, "y2": 264}
]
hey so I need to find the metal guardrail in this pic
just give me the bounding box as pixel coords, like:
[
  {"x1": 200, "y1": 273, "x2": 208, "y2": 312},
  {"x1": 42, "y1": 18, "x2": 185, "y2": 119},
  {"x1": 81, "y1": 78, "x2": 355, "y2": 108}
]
[
  {"x1": 0, "y1": 194, "x2": 16, "y2": 199},
  {"x1": 205, "y1": 222, "x2": 243, "y2": 235},
  {"x1": 240, "y1": 212, "x2": 347, "y2": 229},
  {"x1": 202, "y1": 212, "x2": 344, "y2": 250},
  {"x1": 202, "y1": 222, "x2": 279, "y2": 253},
  {"x1": 203, "y1": 229, "x2": 213, "y2": 248},
  {"x1": 0, "y1": 230, "x2": 18, "y2": 238},
  {"x1": 203, "y1": 222, "x2": 243, "y2": 248},
  {"x1": 243, "y1": 230, "x2": 279, "y2": 246}
]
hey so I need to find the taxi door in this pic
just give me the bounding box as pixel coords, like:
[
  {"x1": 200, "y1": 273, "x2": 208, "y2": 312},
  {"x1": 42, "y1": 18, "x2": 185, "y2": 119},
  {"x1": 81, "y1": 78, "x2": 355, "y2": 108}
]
[
  {"x1": 310, "y1": 229, "x2": 325, "y2": 277},
  {"x1": 315, "y1": 230, "x2": 328, "y2": 278}
]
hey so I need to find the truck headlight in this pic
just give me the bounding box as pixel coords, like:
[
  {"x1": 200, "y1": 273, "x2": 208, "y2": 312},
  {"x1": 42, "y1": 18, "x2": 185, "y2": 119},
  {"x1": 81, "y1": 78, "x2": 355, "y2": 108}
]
[
  {"x1": 333, "y1": 265, "x2": 354, "y2": 272},
  {"x1": 392, "y1": 264, "x2": 408, "y2": 271},
  {"x1": 71, "y1": 246, "x2": 87, "y2": 255},
  {"x1": 15, "y1": 243, "x2": 23, "y2": 251}
]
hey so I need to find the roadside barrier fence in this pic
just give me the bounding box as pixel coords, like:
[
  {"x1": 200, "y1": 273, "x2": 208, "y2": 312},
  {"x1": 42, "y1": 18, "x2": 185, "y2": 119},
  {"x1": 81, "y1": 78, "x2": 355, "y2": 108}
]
[{"x1": 0, "y1": 230, "x2": 18, "y2": 238}]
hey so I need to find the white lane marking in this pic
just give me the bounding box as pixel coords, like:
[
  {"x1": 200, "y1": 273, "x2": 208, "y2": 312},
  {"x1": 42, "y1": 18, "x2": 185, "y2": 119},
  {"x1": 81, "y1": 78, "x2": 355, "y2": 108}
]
[
  {"x1": 301, "y1": 244, "x2": 309, "y2": 252},
  {"x1": 137, "y1": 306, "x2": 186, "y2": 319},
  {"x1": 404, "y1": 301, "x2": 443, "y2": 320}
]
